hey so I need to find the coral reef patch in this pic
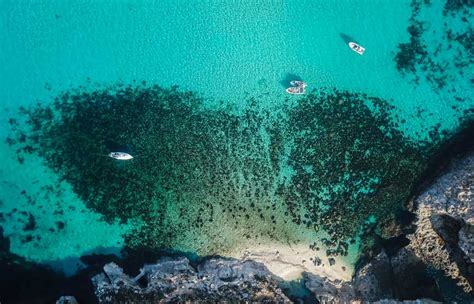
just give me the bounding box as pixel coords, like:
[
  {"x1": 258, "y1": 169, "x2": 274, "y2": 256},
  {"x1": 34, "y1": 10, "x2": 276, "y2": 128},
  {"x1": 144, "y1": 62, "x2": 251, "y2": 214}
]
[
  {"x1": 395, "y1": 0, "x2": 473, "y2": 98},
  {"x1": 10, "y1": 83, "x2": 429, "y2": 263}
]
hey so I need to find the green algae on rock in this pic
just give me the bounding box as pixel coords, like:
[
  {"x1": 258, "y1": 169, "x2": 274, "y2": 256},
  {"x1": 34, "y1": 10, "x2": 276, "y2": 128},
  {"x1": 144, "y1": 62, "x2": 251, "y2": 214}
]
[{"x1": 12, "y1": 84, "x2": 427, "y2": 261}]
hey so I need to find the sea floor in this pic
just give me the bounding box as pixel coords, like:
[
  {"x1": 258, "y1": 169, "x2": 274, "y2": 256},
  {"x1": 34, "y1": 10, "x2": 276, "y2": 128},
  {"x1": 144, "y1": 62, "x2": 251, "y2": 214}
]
[{"x1": 0, "y1": 0, "x2": 472, "y2": 277}]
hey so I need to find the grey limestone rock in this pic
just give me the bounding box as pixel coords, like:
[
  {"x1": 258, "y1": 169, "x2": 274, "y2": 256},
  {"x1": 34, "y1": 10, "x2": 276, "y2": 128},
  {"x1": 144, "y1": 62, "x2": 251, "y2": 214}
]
[
  {"x1": 303, "y1": 272, "x2": 355, "y2": 304},
  {"x1": 92, "y1": 257, "x2": 291, "y2": 303}
]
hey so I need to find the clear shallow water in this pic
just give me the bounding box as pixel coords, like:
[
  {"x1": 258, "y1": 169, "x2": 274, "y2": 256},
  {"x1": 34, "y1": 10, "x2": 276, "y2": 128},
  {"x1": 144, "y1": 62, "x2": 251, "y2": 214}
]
[{"x1": 0, "y1": 0, "x2": 472, "y2": 274}]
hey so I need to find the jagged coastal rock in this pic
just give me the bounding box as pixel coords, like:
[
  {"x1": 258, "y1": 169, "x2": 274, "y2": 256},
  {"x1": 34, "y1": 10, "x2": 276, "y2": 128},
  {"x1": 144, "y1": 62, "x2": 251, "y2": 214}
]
[
  {"x1": 90, "y1": 255, "x2": 443, "y2": 304},
  {"x1": 92, "y1": 257, "x2": 292, "y2": 303},
  {"x1": 350, "y1": 151, "x2": 473, "y2": 302},
  {"x1": 407, "y1": 152, "x2": 473, "y2": 293},
  {"x1": 353, "y1": 247, "x2": 441, "y2": 301},
  {"x1": 303, "y1": 272, "x2": 355, "y2": 303}
]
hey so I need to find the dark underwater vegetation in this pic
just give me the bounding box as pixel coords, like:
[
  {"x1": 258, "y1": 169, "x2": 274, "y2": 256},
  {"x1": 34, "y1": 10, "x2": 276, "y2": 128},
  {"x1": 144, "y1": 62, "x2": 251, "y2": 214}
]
[
  {"x1": 1, "y1": 0, "x2": 474, "y2": 302},
  {"x1": 4, "y1": 0, "x2": 473, "y2": 270},
  {"x1": 395, "y1": 0, "x2": 473, "y2": 94},
  {"x1": 8, "y1": 82, "x2": 438, "y2": 260}
]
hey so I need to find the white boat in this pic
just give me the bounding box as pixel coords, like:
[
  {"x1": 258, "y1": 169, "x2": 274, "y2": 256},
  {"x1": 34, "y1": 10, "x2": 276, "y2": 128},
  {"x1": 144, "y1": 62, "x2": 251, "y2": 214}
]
[
  {"x1": 290, "y1": 80, "x2": 307, "y2": 88},
  {"x1": 348, "y1": 42, "x2": 365, "y2": 55},
  {"x1": 109, "y1": 152, "x2": 133, "y2": 160},
  {"x1": 286, "y1": 80, "x2": 307, "y2": 95},
  {"x1": 286, "y1": 86, "x2": 306, "y2": 95}
]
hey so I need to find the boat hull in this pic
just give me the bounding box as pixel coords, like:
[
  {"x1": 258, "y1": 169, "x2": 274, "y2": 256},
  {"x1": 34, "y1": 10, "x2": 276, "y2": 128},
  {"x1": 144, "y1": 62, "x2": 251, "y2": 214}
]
[
  {"x1": 109, "y1": 152, "x2": 133, "y2": 160},
  {"x1": 348, "y1": 42, "x2": 365, "y2": 55},
  {"x1": 286, "y1": 87, "x2": 305, "y2": 95},
  {"x1": 286, "y1": 80, "x2": 307, "y2": 95}
]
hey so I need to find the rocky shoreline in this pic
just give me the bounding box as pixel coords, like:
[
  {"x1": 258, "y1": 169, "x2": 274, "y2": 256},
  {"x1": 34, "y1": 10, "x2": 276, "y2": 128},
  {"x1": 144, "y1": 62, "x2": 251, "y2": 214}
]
[
  {"x1": 92, "y1": 257, "x2": 293, "y2": 303},
  {"x1": 406, "y1": 152, "x2": 473, "y2": 294},
  {"x1": 2, "y1": 129, "x2": 473, "y2": 303},
  {"x1": 68, "y1": 150, "x2": 473, "y2": 303}
]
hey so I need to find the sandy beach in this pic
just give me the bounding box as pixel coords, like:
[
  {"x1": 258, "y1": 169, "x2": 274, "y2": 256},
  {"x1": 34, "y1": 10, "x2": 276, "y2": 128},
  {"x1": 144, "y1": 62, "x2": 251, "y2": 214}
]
[{"x1": 230, "y1": 243, "x2": 354, "y2": 282}]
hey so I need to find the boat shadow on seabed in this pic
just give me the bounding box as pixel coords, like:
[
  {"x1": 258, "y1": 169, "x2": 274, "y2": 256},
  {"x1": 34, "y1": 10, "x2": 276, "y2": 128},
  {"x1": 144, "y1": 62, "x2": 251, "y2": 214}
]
[
  {"x1": 280, "y1": 73, "x2": 304, "y2": 89},
  {"x1": 339, "y1": 33, "x2": 358, "y2": 45}
]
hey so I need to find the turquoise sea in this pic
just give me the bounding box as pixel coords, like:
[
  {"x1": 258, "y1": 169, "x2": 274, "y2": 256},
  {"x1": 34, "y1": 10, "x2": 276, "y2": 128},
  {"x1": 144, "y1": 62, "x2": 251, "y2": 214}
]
[{"x1": 0, "y1": 0, "x2": 472, "y2": 276}]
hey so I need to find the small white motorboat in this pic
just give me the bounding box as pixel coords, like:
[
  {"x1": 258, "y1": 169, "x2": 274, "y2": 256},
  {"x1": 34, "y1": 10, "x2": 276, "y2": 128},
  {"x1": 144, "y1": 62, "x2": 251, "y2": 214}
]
[
  {"x1": 348, "y1": 42, "x2": 365, "y2": 55},
  {"x1": 290, "y1": 80, "x2": 308, "y2": 88},
  {"x1": 286, "y1": 80, "x2": 307, "y2": 95},
  {"x1": 286, "y1": 86, "x2": 306, "y2": 95},
  {"x1": 109, "y1": 152, "x2": 133, "y2": 160}
]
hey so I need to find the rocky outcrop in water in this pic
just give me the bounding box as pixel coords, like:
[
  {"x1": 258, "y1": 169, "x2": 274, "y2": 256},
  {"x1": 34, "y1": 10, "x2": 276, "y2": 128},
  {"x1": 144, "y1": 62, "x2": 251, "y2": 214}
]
[
  {"x1": 91, "y1": 253, "x2": 446, "y2": 304},
  {"x1": 92, "y1": 257, "x2": 291, "y2": 303},
  {"x1": 407, "y1": 152, "x2": 473, "y2": 293},
  {"x1": 352, "y1": 248, "x2": 442, "y2": 302},
  {"x1": 304, "y1": 150, "x2": 474, "y2": 303}
]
